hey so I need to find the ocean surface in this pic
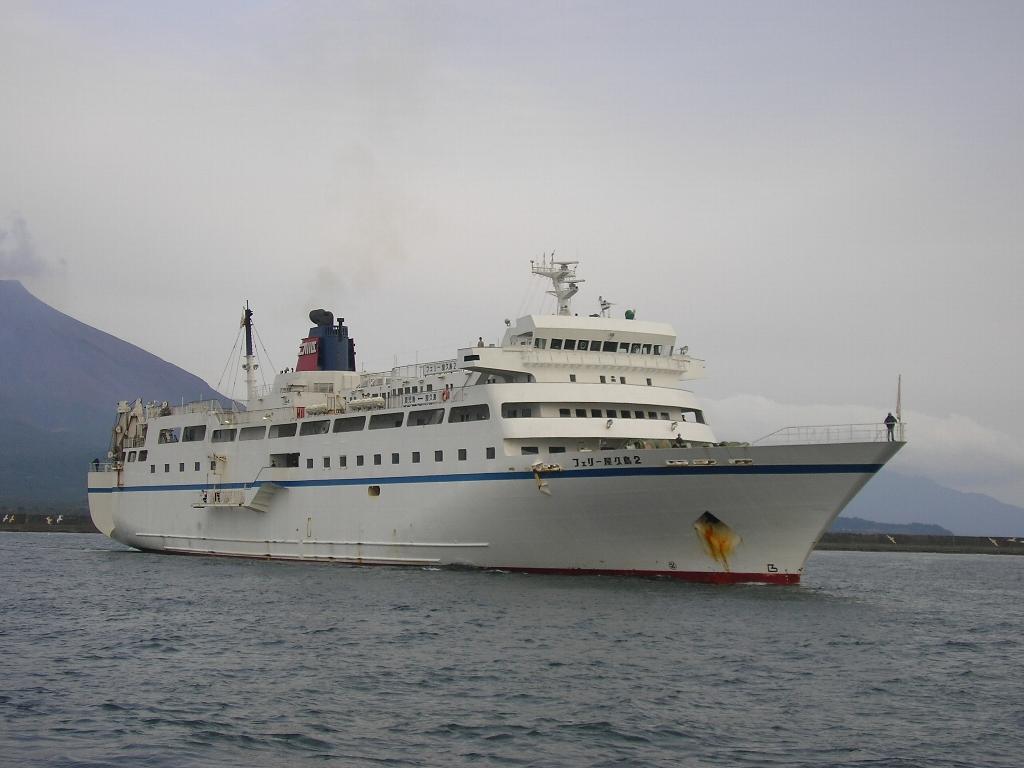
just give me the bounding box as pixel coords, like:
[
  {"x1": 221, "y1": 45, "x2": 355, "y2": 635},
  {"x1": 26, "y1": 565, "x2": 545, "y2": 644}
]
[{"x1": 2, "y1": 534, "x2": 1022, "y2": 767}]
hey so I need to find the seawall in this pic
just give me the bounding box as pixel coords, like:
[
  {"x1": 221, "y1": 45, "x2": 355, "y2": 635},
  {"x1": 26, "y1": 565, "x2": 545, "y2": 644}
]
[{"x1": 818, "y1": 532, "x2": 1024, "y2": 556}]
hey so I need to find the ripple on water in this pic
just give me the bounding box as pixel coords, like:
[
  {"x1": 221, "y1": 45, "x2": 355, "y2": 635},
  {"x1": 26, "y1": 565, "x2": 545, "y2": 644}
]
[{"x1": 1, "y1": 536, "x2": 1023, "y2": 767}]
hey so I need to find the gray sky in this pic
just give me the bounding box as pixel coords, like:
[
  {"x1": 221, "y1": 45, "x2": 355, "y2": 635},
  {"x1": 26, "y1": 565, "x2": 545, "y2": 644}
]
[{"x1": 2, "y1": 1, "x2": 1022, "y2": 504}]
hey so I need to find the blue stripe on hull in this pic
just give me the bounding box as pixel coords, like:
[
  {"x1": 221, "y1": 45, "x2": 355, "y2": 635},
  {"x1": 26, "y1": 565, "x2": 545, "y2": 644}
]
[{"x1": 88, "y1": 463, "x2": 884, "y2": 494}]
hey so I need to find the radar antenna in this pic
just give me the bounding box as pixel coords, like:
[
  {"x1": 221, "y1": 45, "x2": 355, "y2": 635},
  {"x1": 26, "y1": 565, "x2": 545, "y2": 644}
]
[
  {"x1": 530, "y1": 252, "x2": 584, "y2": 316},
  {"x1": 598, "y1": 295, "x2": 614, "y2": 318}
]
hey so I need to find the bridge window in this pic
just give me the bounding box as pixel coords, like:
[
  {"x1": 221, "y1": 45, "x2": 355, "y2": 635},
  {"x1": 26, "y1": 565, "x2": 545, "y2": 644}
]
[
  {"x1": 631, "y1": 343, "x2": 641, "y2": 354},
  {"x1": 618, "y1": 342, "x2": 629, "y2": 352},
  {"x1": 299, "y1": 420, "x2": 329, "y2": 436},
  {"x1": 138, "y1": 450, "x2": 147, "y2": 461},
  {"x1": 564, "y1": 339, "x2": 576, "y2": 350},
  {"x1": 127, "y1": 451, "x2": 136, "y2": 462},
  {"x1": 333, "y1": 416, "x2": 365, "y2": 433},
  {"x1": 606, "y1": 409, "x2": 617, "y2": 418},
  {"x1": 270, "y1": 453, "x2": 299, "y2": 468},
  {"x1": 158, "y1": 428, "x2": 180, "y2": 444},
  {"x1": 559, "y1": 409, "x2": 570, "y2": 418},
  {"x1": 534, "y1": 338, "x2": 547, "y2": 349},
  {"x1": 590, "y1": 409, "x2": 601, "y2": 418},
  {"x1": 575, "y1": 409, "x2": 587, "y2": 418},
  {"x1": 270, "y1": 423, "x2": 297, "y2": 438},
  {"x1": 642, "y1": 344, "x2": 652, "y2": 354},
  {"x1": 408, "y1": 408, "x2": 444, "y2": 426},
  {"x1": 240, "y1": 426, "x2": 266, "y2": 440},
  {"x1": 653, "y1": 345, "x2": 662, "y2": 355},
  {"x1": 449, "y1": 404, "x2": 490, "y2": 422},
  {"x1": 550, "y1": 339, "x2": 563, "y2": 350},
  {"x1": 577, "y1": 340, "x2": 589, "y2": 351},
  {"x1": 602, "y1": 341, "x2": 616, "y2": 352},
  {"x1": 501, "y1": 403, "x2": 535, "y2": 418},
  {"x1": 182, "y1": 425, "x2": 206, "y2": 442},
  {"x1": 212, "y1": 428, "x2": 237, "y2": 442},
  {"x1": 370, "y1": 413, "x2": 404, "y2": 429}
]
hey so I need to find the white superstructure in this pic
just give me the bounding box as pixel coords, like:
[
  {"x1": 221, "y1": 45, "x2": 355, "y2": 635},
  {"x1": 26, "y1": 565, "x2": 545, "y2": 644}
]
[{"x1": 88, "y1": 258, "x2": 905, "y2": 584}]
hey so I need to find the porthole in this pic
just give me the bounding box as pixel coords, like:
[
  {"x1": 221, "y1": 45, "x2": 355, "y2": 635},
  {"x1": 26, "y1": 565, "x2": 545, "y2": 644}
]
[{"x1": 368, "y1": 485, "x2": 381, "y2": 497}]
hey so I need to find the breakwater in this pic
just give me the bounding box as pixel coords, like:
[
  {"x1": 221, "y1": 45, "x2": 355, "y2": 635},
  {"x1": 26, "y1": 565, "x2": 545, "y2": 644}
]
[
  {"x1": 818, "y1": 532, "x2": 1024, "y2": 555},
  {"x1": 0, "y1": 514, "x2": 99, "y2": 534}
]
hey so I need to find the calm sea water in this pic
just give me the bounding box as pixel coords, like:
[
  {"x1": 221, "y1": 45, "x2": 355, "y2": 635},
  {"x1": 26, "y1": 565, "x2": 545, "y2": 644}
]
[{"x1": 1, "y1": 534, "x2": 1022, "y2": 768}]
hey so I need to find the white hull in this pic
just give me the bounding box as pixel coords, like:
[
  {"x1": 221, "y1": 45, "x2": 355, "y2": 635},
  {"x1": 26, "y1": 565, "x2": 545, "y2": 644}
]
[{"x1": 89, "y1": 441, "x2": 901, "y2": 584}]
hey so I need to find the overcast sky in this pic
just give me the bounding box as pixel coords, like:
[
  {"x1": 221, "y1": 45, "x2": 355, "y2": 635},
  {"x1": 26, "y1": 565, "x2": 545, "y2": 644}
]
[{"x1": 2, "y1": 1, "x2": 1022, "y2": 505}]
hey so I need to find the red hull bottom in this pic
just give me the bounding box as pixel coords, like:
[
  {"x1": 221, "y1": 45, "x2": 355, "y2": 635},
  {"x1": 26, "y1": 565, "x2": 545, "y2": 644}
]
[
  {"x1": 141, "y1": 546, "x2": 801, "y2": 585},
  {"x1": 510, "y1": 566, "x2": 800, "y2": 585}
]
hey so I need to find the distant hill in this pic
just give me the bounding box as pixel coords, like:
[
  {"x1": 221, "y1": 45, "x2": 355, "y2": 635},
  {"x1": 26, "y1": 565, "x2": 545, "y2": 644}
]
[
  {"x1": 842, "y1": 470, "x2": 1024, "y2": 537},
  {"x1": 0, "y1": 280, "x2": 226, "y2": 503},
  {"x1": 830, "y1": 515, "x2": 952, "y2": 535}
]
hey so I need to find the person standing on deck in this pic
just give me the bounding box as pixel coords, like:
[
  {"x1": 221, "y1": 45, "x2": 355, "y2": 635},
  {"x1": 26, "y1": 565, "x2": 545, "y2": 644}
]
[{"x1": 884, "y1": 412, "x2": 897, "y2": 441}]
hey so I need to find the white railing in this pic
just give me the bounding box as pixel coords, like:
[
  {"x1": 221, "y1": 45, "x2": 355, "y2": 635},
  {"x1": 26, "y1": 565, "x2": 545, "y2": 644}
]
[{"x1": 753, "y1": 422, "x2": 907, "y2": 445}]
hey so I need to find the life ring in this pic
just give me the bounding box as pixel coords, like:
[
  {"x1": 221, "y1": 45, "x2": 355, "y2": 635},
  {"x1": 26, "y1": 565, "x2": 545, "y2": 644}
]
[{"x1": 441, "y1": 389, "x2": 450, "y2": 402}]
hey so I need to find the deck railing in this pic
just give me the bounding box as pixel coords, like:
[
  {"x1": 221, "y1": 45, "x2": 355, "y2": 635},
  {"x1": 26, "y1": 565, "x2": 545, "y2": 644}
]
[{"x1": 753, "y1": 422, "x2": 906, "y2": 445}]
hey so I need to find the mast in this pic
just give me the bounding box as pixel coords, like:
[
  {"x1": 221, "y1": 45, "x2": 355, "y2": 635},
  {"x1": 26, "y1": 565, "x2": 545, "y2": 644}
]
[
  {"x1": 242, "y1": 301, "x2": 258, "y2": 403},
  {"x1": 531, "y1": 253, "x2": 584, "y2": 316}
]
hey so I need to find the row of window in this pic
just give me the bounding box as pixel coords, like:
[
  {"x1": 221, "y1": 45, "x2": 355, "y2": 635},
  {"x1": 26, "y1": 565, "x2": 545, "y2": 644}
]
[
  {"x1": 139, "y1": 445, "x2": 501, "y2": 474},
  {"x1": 501, "y1": 403, "x2": 703, "y2": 422},
  {"x1": 153, "y1": 405, "x2": 491, "y2": 446},
  {"x1": 304, "y1": 446, "x2": 497, "y2": 469},
  {"x1": 143, "y1": 459, "x2": 218, "y2": 473},
  {"x1": 534, "y1": 338, "x2": 665, "y2": 355},
  {"x1": 559, "y1": 408, "x2": 672, "y2": 420}
]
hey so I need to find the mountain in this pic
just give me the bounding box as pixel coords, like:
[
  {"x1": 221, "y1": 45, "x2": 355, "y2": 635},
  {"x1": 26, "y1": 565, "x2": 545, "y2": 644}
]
[
  {"x1": 842, "y1": 470, "x2": 1024, "y2": 537},
  {"x1": 0, "y1": 280, "x2": 226, "y2": 503}
]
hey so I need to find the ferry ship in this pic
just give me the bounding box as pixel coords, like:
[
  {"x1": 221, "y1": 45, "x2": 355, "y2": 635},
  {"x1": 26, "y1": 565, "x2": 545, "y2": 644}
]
[{"x1": 88, "y1": 259, "x2": 905, "y2": 583}]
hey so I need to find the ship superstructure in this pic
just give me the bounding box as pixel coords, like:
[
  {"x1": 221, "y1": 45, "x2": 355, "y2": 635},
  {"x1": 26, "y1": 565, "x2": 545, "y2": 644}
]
[{"x1": 88, "y1": 258, "x2": 904, "y2": 583}]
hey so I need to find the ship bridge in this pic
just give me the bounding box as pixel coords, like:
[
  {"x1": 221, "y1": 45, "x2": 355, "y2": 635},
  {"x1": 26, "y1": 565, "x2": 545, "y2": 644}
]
[{"x1": 456, "y1": 314, "x2": 704, "y2": 386}]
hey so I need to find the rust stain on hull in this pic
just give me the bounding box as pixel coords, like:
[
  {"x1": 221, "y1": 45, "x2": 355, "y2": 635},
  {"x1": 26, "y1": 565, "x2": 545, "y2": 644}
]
[{"x1": 694, "y1": 511, "x2": 740, "y2": 571}]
